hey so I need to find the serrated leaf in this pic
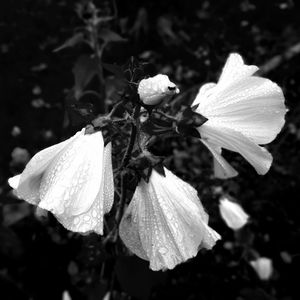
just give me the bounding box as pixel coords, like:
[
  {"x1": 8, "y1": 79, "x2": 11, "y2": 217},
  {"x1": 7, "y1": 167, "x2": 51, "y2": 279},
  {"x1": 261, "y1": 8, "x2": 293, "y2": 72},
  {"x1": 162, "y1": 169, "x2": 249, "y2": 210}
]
[{"x1": 53, "y1": 32, "x2": 84, "y2": 52}]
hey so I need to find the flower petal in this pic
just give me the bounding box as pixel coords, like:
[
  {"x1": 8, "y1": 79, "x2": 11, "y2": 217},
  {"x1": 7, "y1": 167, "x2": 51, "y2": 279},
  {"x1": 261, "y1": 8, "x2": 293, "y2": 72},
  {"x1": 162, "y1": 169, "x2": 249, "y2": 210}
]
[
  {"x1": 201, "y1": 139, "x2": 238, "y2": 179},
  {"x1": 192, "y1": 83, "x2": 216, "y2": 107},
  {"x1": 60, "y1": 142, "x2": 115, "y2": 235},
  {"x1": 250, "y1": 257, "x2": 273, "y2": 280},
  {"x1": 121, "y1": 168, "x2": 220, "y2": 271},
  {"x1": 194, "y1": 54, "x2": 286, "y2": 145},
  {"x1": 197, "y1": 77, "x2": 286, "y2": 144},
  {"x1": 119, "y1": 197, "x2": 149, "y2": 261},
  {"x1": 17, "y1": 129, "x2": 85, "y2": 205},
  {"x1": 102, "y1": 143, "x2": 114, "y2": 214},
  {"x1": 200, "y1": 121, "x2": 273, "y2": 175},
  {"x1": 219, "y1": 197, "x2": 249, "y2": 230},
  {"x1": 218, "y1": 53, "x2": 258, "y2": 87},
  {"x1": 8, "y1": 174, "x2": 21, "y2": 190}
]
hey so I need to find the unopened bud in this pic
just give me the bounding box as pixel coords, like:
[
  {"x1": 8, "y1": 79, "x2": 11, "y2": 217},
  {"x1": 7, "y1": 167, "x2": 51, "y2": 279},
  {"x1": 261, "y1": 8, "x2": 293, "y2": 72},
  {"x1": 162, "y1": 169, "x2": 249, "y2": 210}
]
[
  {"x1": 219, "y1": 196, "x2": 249, "y2": 230},
  {"x1": 250, "y1": 257, "x2": 273, "y2": 280},
  {"x1": 138, "y1": 74, "x2": 179, "y2": 105}
]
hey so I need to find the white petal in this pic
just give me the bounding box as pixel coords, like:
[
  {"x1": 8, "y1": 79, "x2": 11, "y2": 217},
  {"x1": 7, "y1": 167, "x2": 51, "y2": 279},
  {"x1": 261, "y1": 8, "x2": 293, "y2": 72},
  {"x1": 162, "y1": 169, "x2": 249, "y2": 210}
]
[
  {"x1": 8, "y1": 174, "x2": 21, "y2": 189},
  {"x1": 62, "y1": 290, "x2": 72, "y2": 300},
  {"x1": 196, "y1": 77, "x2": 286, "y2": 144},
  {"x1": 218, "y1": 53, "x2": 258, "y2": 87},
  {"x1": 219, "y1": 197, "x2": 249, "y2": 230},
  {"x1": 192, "y1": 82, "x2": 216, "y2": 107},
  {"x1": 200, "y1": 121, "x2": 273, "y2": 175},
  {"x1": 193, "y1": 54, "x2": 258, "y2": 112},
  {"x1": 193, "y1": 53, "x2": 286, "y2": 146},
  {"x1": 250, "y1": 257, "x2": 273, "y2": 280},
  {"x1": 16, "y1": 129, "x2": 85, "y2": 205},
  {"x1": 61, "y1": 142, "x2": 115, "y2": 235},
  {"x1": 201, "y1": 140, "x2": 238, "y2": 179},
  {"x1": 38, "y1": 131, "x2": 108, "y2": 234},
  {"x1": 119, "y1": 197, "x2": 149, "y2": 261},
  {"x1": 120, "y1": 168, "x2": 220, "y2": 271},
  {"x1": 102, "y1": 143, "x2": 114, "y2": 214}
]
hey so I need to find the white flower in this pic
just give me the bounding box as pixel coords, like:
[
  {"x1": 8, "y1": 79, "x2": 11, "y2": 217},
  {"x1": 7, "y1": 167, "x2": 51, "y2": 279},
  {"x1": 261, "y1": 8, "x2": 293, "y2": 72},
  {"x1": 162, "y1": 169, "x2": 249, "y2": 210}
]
[
  {"x1": 250, "y1": 257, "x2": 273, "y2": 280},
  {"x1": 119, "y1": 168, "x2": 220, "y2": 271},
  {"x1": 193, "y1": 53, "x2": 286, "y2": 178},
  {"x1": 219, "y1": 197, "x2": 249, "y2": 230},
  {"x1": 138, "y1": 74, "x2": 179, "y2": 105},
  {"x1": 62, "y1": 290, "x2": 72, "y2": 300},
  {"x1": 8, "y1": 174, "x2": 21, "y2": 190},
  {"x1": 11, "y1": 128, "x2": 114, "y2": 235}
]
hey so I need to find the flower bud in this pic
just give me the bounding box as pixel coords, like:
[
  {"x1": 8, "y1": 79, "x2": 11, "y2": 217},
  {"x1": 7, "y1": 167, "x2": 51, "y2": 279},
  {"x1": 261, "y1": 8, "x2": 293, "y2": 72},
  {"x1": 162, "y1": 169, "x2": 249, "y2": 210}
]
[
  {"x1": 219, "y1": 196, "x2": 249, "y2": 230},
  {"x1": 250, "y1": 257, "x2": 273, "y2": 280},
  {"x1": 138, "y1": 74, "x2": 179, "y2": 105}
]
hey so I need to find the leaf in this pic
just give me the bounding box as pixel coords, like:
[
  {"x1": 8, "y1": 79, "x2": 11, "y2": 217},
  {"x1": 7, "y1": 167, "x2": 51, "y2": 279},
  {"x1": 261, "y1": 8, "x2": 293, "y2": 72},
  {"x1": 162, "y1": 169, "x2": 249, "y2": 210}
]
[
  {"x1": 102, "y1": 63, "x2": 125, "y2": 78},
  {"x1": 98, "y1": 28, "x2": 127, "y2": 43},
  {"x1": 72, "y1": 55, "x2": 98, "y2": 99},
  {"x1": 53, "y1": 32, "x2": 84, "y2": 52},
  {"x1": 3, "y1": 202, "x2": 31, "y2": 226}
]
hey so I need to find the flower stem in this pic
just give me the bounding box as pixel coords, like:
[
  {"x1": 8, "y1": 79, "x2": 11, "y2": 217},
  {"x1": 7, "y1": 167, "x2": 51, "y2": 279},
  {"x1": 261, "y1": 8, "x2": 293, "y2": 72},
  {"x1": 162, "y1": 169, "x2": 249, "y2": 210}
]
[
  {"x1": 121, "y1": 103, "x2": 141, "y2": 168},
  {"x1": 116, "y1": 104, "x2": 141, "y2": 228},
  {"x1": 102, "y1": 103, "x2": 141, "y2": 245},
  {"x1": 108, "y1": 101, "x2": 124, "y2": 118}
]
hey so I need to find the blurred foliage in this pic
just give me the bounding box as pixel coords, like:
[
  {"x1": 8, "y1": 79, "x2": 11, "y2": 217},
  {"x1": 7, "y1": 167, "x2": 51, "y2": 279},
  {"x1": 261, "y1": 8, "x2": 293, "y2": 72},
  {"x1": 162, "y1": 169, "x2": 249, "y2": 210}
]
[{"x1": 1, "y1": 0, "x2": 300, "y2": 299}]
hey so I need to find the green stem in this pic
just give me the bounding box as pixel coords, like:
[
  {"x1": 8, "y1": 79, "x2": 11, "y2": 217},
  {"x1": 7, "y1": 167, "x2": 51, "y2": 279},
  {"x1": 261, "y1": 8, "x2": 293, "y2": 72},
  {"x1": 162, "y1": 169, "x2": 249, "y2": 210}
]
[{"x1": 157, "y1": 110, "x2": 177, "y2": 121}]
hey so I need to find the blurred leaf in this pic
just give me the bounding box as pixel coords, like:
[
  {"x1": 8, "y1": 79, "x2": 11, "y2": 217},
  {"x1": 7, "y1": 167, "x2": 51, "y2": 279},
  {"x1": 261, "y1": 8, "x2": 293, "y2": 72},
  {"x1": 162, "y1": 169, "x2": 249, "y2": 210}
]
[
  {"x1": 129, "y1": 7, "x2": 148, "y2": 39},
  {"x1": 103, "y1": 63, "x2": 125, "y2": 79},
  {"x1": 72, "y1": 55, "x2": 98, "y2": 99},
  {"x1": 240, "y1": 288, "x2": 276, "y2": 300},
  {"x1": 99, "y1": 29, "x2": 127, "y2": 44},
  {"x1": 86, "y1": 281, "x2": 107, "y2": 300},
  {"x1": 53, "y1": 32, "x2": 85, "y2": 52},
  {"x1": 0, "y1": 226, "x2": 23, "y2": 259},
  {"x1": 3, "y1": 203, "x2": 31, "y2": 226}
]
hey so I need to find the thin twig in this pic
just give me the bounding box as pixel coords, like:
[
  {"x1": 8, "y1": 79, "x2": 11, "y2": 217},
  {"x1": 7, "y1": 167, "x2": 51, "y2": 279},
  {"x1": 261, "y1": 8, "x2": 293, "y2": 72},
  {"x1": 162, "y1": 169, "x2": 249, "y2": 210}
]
[
  {"x1": 258, "y1": 41, "x2": 300, "y2": 75},
  {"x1": 121, "y1": 104, "x2": 141, "y2": 168}
]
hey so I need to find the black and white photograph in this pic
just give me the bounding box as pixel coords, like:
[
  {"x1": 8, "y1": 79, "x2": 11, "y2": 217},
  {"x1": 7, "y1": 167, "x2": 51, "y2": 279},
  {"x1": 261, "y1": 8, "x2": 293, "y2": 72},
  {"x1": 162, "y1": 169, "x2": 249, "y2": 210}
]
[{"x1": 0, "y1": 0, "x2": 299, "y2": 299}]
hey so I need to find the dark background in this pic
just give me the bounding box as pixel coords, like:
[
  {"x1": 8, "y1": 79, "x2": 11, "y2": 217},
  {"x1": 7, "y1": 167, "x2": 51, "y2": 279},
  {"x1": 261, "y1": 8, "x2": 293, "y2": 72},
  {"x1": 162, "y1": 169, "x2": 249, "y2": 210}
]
[{"x1": 1, "y1": 0, "x2": 300, "y2": 299}]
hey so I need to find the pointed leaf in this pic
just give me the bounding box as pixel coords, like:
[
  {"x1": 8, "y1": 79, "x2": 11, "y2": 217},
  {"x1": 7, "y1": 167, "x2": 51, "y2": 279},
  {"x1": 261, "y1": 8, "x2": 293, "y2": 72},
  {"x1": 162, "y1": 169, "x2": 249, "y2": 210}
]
[
  {"x1": 53, "y1": 32, "x2": 84, "y2": 52},
  {"x1": 72, "y1": 55, "x2": 98, "y2": 99},
  {"x1": 99, "y1": 28, "x2": 127, "y2": 43}
]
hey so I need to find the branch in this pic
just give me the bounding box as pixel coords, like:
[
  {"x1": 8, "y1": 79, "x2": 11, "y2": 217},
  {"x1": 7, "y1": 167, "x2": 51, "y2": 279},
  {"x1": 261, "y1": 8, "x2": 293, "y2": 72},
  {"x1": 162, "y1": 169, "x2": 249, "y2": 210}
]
[{"x1": 258, "y1": 42, "x2": 300, "y2": 75}]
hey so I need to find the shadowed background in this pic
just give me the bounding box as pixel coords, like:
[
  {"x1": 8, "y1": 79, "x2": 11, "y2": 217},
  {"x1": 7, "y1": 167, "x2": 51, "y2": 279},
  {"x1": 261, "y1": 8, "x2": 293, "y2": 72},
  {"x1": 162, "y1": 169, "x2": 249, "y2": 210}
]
[{"x1": 0, "y1": 0, "x2": 300, "y2": 299}]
